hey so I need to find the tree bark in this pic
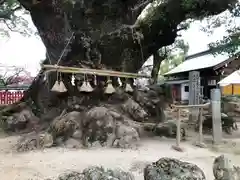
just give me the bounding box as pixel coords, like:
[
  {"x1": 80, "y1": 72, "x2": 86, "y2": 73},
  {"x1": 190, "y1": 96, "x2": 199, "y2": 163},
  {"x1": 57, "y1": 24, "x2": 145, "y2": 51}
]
[
  {"x1": 151, "y1": 51, "x2": 165, "y2": 84},
  {"x1": 16, "y1": 0, "x2": 237, "y2": 112}
]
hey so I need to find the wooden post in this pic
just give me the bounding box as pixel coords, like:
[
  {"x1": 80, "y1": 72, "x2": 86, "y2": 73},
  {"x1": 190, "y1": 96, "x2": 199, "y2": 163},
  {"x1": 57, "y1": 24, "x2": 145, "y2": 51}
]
[
  {"x1": 176, "y1": 108, "x2": 181, "y2": 147},
  {"x1": 199, "y1": 108, "x2": 203, "y2": 143},
  {"x1": 194, "y1": 107, "x2": 207, "y2": 148},
  {"x1": 171, "y1": 103, "x2": 210, "y2": 150},
  {"x1": 211, "y1": 88, "x2": 222, "y2": 144},
  {"x1": 172, "y1": 108, "x2": 183, "y2": 152}
]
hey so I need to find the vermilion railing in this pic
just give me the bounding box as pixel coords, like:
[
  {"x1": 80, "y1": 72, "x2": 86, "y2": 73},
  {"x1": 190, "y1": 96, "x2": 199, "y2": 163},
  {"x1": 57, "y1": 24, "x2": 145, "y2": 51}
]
[{"x1": 0, "y1": 91, "x2": 24, "y2": 105}]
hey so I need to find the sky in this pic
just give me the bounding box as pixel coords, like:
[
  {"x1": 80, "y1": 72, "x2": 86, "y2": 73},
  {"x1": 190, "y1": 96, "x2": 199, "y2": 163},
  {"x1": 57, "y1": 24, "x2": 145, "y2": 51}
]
[{"x1": 0, "y1": 10, "x2": 238, "y2": 77}]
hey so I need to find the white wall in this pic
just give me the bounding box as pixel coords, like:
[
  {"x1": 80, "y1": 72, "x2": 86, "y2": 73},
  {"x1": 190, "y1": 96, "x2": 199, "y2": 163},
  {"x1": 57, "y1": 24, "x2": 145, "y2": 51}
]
[{"x1": 181, "y1": 83, "x2": 189, "y2": 101}]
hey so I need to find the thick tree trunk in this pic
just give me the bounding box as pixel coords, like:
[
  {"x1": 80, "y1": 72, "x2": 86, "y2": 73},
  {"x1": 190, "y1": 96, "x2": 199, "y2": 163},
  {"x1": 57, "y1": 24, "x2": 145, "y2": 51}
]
[
  {"x1": 16, "y1": 0, "x2": 237, "y2": 113},
  {"x1": 2, "y1": 0, "x2": 237, "y2": 150},
  {"x1": 151, "y1": 51, "x2": 164, "y2": 84}
]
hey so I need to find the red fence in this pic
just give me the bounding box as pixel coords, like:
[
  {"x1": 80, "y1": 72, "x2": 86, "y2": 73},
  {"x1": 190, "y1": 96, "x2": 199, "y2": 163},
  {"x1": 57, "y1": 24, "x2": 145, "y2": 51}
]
[{"x1": 0, "y1": 91, "x2": 24, "y2": 105}]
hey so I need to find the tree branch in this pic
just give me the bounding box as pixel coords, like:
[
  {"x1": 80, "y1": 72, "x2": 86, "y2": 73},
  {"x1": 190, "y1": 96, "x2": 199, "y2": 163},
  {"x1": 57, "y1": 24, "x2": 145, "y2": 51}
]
[
  {"x1": 134, "y1": 0, "x2": 238, "y2": 60},
  {"x1": 15, "y1": 0, "x2": 238, "y2": 75},
  {"x1": 176, "y1": 26, "x2": 188, "y2": 31},
  {"x1": 0, "y1": 0, "x2": 6, "y2": 5},
  {"x1": 3, "y1": 19, "x2": 18, "y2": 32},
  {"x1": 97, "y1": 0, "x2": 238, "y2": 73},
  {"x1": 11, "y1": 5, "x2": 22, "y2": 11},
  {"x1": 131, "y1": 0, "x2": 152, "y2": 11},
  {"x1": 0, "y1": 67, "x2": 25, "y2": 86},
  {"x1": 141, "y1": 64, "x2": 153, "y2": 70},
  {"x1": 0, "y1": 5, "x2": 22, "y2": 19},
  {"x1": 128, "y1": 0, "x2": 154, "y2": 20}
]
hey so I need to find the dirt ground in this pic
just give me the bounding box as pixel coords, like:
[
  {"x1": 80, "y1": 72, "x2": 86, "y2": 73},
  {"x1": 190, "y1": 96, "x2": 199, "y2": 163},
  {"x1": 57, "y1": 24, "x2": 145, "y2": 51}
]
[{"x1": 0, "y1": 132, "x2": 240, "y2": 180}]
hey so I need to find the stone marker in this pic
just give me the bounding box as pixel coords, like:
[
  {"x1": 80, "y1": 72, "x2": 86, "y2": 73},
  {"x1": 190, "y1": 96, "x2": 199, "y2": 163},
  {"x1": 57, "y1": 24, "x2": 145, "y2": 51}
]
[{"x1": 211, "y1": 88, "x2": 222, "y2": 144}]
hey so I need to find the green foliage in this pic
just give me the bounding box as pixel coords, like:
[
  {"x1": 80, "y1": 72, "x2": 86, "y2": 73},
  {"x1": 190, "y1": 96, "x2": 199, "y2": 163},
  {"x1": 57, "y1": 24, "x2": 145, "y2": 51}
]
[
  {"x1": 0, "y1": 78, "x2": 5, "y2": 87},
  {"x1": 208, "y1": 32, "x2": 240, "y2": 55},
  {"x1": 0, "y1": 0, "x2": 33, "y2": 36},
  {"x1": 160, "y1": 53, "x2": 184, "y2": 75},
  {"x1": 138, "y1": 0, "x2": 239, "y2": 57},
  {"x1": 181, "y1": 0, "x2": 197, "y2": 10},
  {"x1": 136, "y1": 0, "x2": 166, "y2": 25},
  {"x1": 201, "y1": 2, "x2": 240, "y2": 55},
  {"x1": 158, "y1": 38, "x2": 188, "y2": 75},
  {"x1": 0, "y1": 0, "x2": 19, "y2": 19},
  {"x1": 138, "y1": 36, "x2": 188, "y2": 81}
]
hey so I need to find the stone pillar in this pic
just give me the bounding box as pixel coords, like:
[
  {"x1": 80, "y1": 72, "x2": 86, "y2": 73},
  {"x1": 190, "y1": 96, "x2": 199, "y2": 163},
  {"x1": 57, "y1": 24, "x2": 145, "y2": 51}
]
[
  {"x1": 189, "y1": 71, "x2": 200, "y2": 121},
  {"x1": 211, "y1": 88, "x2": 222, "y2": 144}
]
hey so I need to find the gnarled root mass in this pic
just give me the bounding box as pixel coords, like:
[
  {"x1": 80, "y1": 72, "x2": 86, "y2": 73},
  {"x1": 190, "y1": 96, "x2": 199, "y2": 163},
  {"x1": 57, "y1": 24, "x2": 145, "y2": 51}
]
[
  {"x1": 213, "y1": 155, "x2": 240, "y2": 180},
  {"x1": 45, "y1": 155, "x2": 240, "y2": 180},
  {"x1": 144, "y1": 157, "x2": 206, "y2": 180},
  {"x1": 46, "y1": 155, "x2": 240, "y2": 180},
  {"x1": 46, "y1": 166, "x2": 134, "y2": 180},
  {"x1": 0, "y1": 88, "x2": 185, "y2": 152},
  {"x1": 15, "y1": 132, "x2": 53, "y2": 152}
]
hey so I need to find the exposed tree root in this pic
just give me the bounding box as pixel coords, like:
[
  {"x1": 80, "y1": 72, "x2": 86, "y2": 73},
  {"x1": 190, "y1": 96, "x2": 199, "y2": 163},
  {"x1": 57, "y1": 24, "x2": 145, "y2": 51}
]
[{"x1": 0, "y1": 88, "x2": 188, "y2": 152}]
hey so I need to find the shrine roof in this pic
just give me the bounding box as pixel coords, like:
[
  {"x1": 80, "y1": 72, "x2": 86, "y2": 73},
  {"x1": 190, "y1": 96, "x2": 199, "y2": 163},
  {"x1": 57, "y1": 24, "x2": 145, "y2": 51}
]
[{"x1": 164, "y1": 53, "x2": 230, "y2": 76}]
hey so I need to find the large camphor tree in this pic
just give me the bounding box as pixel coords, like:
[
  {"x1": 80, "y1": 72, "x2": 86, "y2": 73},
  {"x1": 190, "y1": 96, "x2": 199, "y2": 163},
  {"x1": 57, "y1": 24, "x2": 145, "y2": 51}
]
[
  {"x1": 0, "y1": 0, "x2": 239, "y2": 149},
  {"x1": 1, "y1": 0, "x2": 239, "y2": 109}
]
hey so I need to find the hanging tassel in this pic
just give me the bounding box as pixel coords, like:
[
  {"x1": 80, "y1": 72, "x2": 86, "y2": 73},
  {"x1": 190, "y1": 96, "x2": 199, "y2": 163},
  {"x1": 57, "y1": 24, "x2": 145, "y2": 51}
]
[
  {"x1": 51, "y1": 71, "x2": 61, "y2": 92},
  {"x1": 43, "y1": 73, "x2": 47, "y2": 82},
  {"x1": 51, "y1": 81, "x2": 60, "y2": 92},
  {"x1": 71, "y1": 74, "x2": 75, "y2": 86},
  {"x1": 58, "y1": 72, "x2": 67, "y2": 92},
  {"x1": 133, "y1": 78, "x2": 136, "y2": 86},
  {"x1": 118, "y1": 77, "x2": 122, "y2": 86},
  {"x1": 78, "y1": 75, "x2": 94, "y2": 92},
  {"x1": 59, "y1": 81, "x2": 67, "y2": 92},
  {"x1": 78, "y1": 82, "x2": 94, "y2": 92},
  {"x1": 94, "y1": 75, "x2": 97, "y2": 86},
  {"x1": 125, "y1": 79, "x2": 133, "y2": 92},
  {"x1": 104, "y1": 77, "x2": 116, "y2": 94},
  {"x1": 78, "y1": 81, "x2": 87, "y2": 92},
  {"x1": 85, "y1": 81, "x2": 94, "y2": 92}
]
